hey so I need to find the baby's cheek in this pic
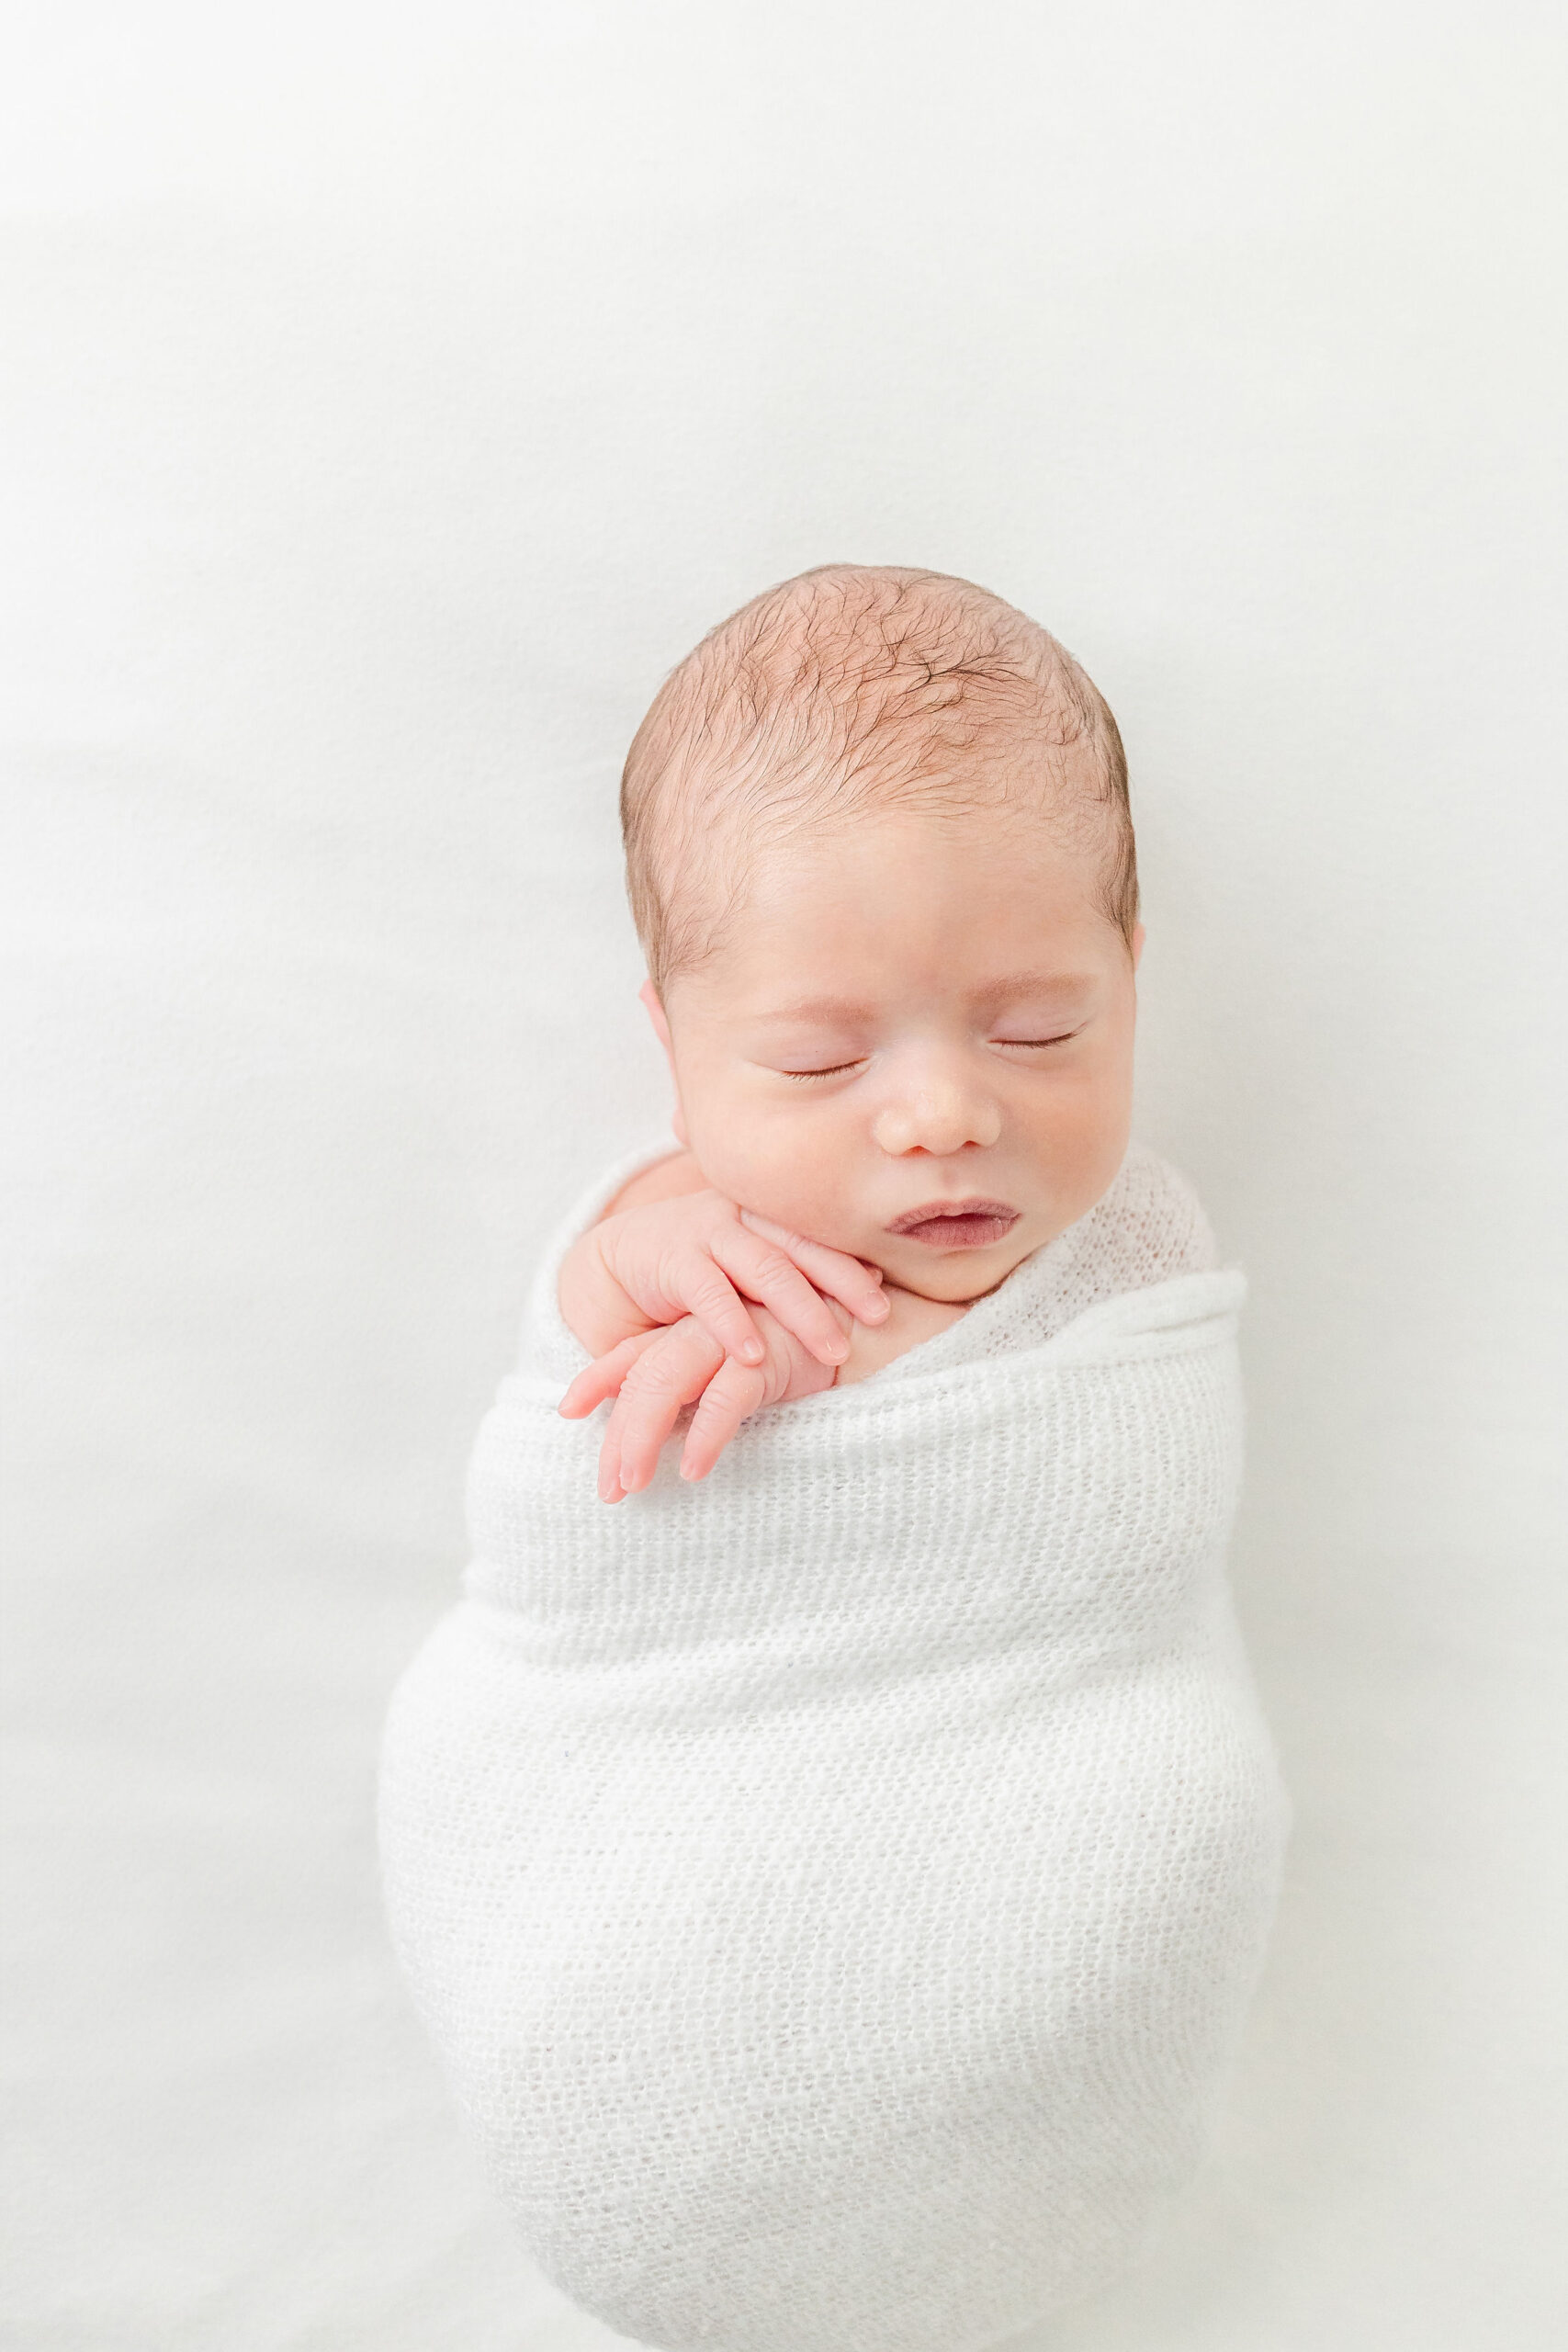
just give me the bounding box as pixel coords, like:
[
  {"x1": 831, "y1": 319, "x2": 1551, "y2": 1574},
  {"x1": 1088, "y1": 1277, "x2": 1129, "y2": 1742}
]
[
  {"x1": 684, "y1": 1116, "x2": 767, "y2": 1203},
  {"x1": 1048, "y1": 1094, "x2": 1134, "y2": 1221},
  {"x1": 774, "y1": 1186, "x2": 869, "y2": 1262},
  {"x1": 701, "y1": 1123, "x2": 848, "y2": 1244}
]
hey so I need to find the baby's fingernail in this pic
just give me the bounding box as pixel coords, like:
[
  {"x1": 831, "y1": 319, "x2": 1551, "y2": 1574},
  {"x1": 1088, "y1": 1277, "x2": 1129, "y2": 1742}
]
[
  {"x1": 741, "y1": 1340, "x2": 764, "y2": 1363},
  {"x1": 825, "y1": 1339, "x2": 849, "y2": 1362}
]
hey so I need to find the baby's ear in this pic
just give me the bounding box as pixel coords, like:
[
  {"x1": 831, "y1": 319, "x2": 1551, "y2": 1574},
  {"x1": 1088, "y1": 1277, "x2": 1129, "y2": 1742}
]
[
  {"x1": 638, "y1": 978, "x2": 673, "y2": 1053},
  {"x1": 638, "y1": 980, "x2": 689, "y2": 1145}
]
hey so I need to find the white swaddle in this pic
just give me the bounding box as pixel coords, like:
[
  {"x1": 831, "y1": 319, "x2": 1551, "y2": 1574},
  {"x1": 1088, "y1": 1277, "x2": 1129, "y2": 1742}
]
[{"x1": 378, "y1": 1141, "x2": 1292, "y2": 2352}]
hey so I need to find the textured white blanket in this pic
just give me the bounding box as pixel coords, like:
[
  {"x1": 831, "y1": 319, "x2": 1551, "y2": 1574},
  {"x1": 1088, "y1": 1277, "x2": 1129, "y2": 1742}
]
[{"x1": 378, "y1": 1144, "x2": 1292, "y2": 2352}]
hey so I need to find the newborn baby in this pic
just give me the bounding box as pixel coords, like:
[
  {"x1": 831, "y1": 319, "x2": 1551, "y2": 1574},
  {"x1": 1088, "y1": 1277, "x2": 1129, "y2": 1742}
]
[
  {"x1": 380, "y1": 567, "x2": 1290, "y2": 2352},
  {"x1": 554, "y1": 564, "x2": 1209, "y2": 1493}
]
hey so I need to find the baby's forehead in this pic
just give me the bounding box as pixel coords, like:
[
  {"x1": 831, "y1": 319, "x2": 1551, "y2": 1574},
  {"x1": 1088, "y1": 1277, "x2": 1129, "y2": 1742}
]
[
  {"x1": 680, "y1": 714, "x2": 1113, "y2": 908},
  {"x1": 685, "y1": 801, "x2": 1122, "y2": 1014},
  {"x1": 735, "y1": 777, "x2": 1097, "y2": 884}
]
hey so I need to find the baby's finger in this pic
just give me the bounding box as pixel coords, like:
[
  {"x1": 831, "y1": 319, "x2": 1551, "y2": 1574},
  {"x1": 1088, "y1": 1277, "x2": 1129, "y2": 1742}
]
[
  {"x1": 606, "y1": 1321, "x2": 725, "y2": 1498},
  {"x1": 719, "y1": 1241, "x2": 851, "y2": 1374},
  {"x1": 597, "y1": 1418, "x2": 628, "y2": 1504},
  {"x1": 679, "y1": 1357, "x2": 769, "y2": 1484},
  {"x1": 709, "y1": 1228, "x2": 854, "y2": 1367},
  {"x1": 666, "y1": 1250, "x2": 769, "y2": 1367},
  {"x1": 558, "y1": 1330, "x2": 661, "y2": 1419},
  {"x1": 735, "y1": 1210, "x2": 889, "y2": 1326}
]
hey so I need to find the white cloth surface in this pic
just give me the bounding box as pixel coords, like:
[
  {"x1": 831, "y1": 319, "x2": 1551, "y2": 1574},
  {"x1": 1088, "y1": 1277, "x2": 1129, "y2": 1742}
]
[{"x1": 378, "y1": 1148, "x2": 1291, "y2": 2352}]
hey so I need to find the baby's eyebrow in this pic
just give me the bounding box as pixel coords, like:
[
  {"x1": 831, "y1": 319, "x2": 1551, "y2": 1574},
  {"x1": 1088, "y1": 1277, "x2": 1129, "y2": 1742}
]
[
  {"x1": 751, "y1": 996, "x2": 874, "y2": 1027},
  {"x1": 750, "y1": 973, "x2": 1099, "y2": 1028},
  {"x1": 976, "y1": 969, "x2": 1099, "y2": 1009}
]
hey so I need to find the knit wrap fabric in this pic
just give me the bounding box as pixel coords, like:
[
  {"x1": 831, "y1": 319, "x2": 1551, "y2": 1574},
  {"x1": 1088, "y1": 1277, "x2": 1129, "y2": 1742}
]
[{"x1": 378, "y1": 1143, "x2": 1292, "y2": 2352}]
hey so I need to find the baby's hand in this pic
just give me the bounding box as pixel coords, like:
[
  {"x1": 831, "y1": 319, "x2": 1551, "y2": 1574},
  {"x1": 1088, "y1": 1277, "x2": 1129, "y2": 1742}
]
[
  {"x1": 558, "y1": 1182, "x2": 888, "y2": 1370},
  {"x1": 558, "y1": 1301, "x2": 845, "y2": 1501}
]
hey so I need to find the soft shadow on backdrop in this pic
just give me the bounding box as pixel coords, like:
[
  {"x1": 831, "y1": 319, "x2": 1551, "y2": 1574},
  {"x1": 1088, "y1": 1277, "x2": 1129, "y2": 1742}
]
[{"x1": 3, "y1": 6, "x2": 1564, "y2": 2346}]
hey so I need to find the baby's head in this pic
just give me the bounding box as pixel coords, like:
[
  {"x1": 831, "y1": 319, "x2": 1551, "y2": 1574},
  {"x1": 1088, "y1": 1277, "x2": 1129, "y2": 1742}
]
[{"x1": 621, "y1": 565, "x2": 1144, "y2": 1301}]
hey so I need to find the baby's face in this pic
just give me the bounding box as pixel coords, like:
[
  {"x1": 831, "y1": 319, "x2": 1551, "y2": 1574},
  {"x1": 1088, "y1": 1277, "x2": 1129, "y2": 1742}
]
[{"x1": 649, "y1": 804, "x2": 1144, "y2": 1303}]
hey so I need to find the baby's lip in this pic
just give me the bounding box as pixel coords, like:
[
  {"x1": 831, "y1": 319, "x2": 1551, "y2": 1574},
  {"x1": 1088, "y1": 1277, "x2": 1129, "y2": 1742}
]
[{"x1": 888, "y1": 1204, "x2": 1024, "y2": 1241}]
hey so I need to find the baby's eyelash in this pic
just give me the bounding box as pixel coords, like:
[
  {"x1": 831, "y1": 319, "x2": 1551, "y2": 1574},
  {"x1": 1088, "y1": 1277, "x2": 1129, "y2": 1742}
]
[{"x1": 779, "y1": 1035, "x2": 1079, "y2": 1080}]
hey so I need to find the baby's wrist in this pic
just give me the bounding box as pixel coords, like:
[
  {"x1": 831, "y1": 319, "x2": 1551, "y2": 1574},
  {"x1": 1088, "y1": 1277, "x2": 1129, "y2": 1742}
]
[
  {"x1": 557, "y1": 1227, "x2": 625, "y2": 1356},
  {"x1": 558, "y1": 1155, "x2": 708, "y2": 1352}
]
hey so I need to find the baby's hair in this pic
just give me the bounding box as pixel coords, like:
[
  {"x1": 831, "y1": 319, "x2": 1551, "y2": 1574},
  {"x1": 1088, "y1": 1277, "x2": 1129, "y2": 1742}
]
[{"x1": 621, "y1": 563, "x2": 1137, "y2": 995}]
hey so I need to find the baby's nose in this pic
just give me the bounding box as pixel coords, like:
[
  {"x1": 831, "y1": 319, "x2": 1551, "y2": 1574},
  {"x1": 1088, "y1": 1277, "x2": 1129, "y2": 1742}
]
[{"x1": 873, "y1": 1083, "x2": 1002, "y2": 1157}]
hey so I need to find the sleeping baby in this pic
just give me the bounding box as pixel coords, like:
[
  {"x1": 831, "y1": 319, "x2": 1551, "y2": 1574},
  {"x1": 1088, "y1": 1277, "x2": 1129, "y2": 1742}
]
[{"x1": 379, "y1": 567, "x2": 1292, "y2": 2352}]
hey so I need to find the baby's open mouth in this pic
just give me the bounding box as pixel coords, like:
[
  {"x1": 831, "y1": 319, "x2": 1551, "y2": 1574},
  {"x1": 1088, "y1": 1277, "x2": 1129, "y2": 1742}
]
[{"x1": 885, "y1": 1198, "x2": 1020, "y2": 1249}]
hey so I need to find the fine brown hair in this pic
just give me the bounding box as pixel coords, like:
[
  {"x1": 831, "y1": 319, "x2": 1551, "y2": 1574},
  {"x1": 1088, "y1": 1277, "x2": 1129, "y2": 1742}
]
[{"x1": 621, "y1": 564, "x2": 1138, "y2": 994}]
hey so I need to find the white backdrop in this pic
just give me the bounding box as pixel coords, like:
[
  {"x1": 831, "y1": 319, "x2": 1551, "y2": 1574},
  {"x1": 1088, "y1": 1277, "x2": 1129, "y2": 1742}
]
[{"x1": 4, "y1": 6, "x2": 1564, "y2": 2347}]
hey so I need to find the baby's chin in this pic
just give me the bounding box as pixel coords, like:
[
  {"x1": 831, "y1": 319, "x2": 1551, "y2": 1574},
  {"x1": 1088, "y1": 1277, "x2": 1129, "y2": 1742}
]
[{"x1": 870, "y1": 1227, "x2": 1043, "y2": 1304}]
